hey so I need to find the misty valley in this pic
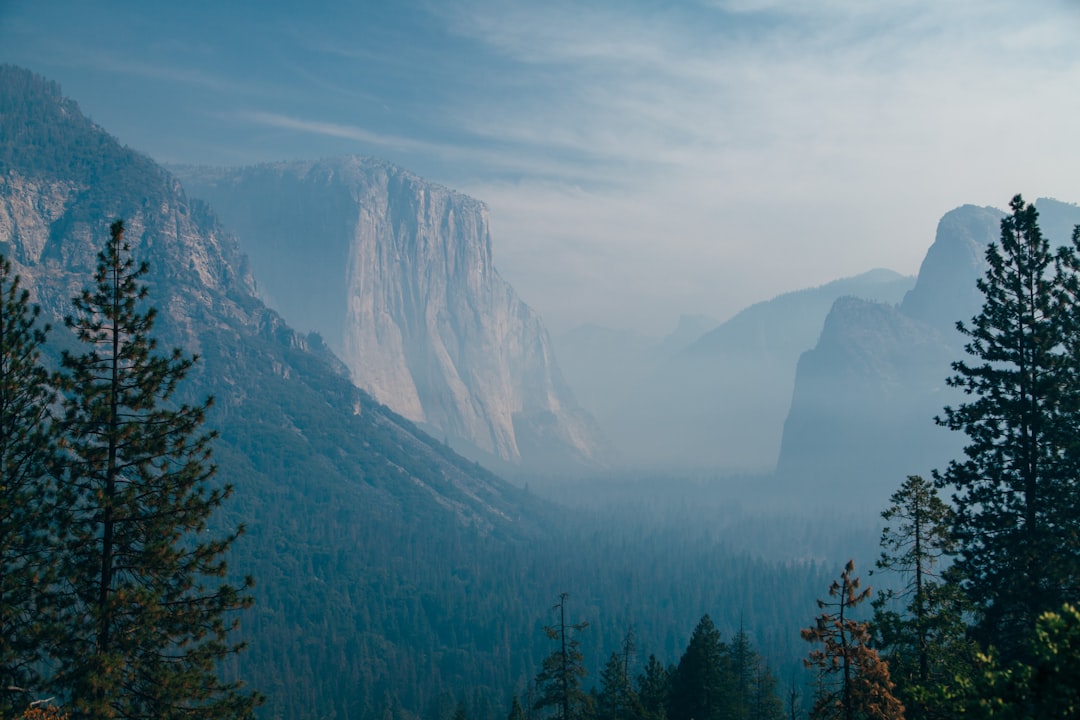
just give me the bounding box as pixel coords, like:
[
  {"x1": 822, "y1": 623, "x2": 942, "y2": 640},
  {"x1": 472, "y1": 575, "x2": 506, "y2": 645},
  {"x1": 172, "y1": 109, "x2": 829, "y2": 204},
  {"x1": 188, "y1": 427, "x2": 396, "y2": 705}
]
[{"x1": 3, "y1": 64, "x2": 1080, "y2": 720}]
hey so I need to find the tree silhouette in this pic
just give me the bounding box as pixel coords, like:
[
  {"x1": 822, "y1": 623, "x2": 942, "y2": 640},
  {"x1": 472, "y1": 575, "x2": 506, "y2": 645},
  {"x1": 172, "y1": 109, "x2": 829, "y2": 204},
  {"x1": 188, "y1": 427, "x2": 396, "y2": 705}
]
[
  {"x1": 936, "y1": 195, "x2": 1080, "y2": 658},
  {"x1": 534, "y1": 593, "x2": 589, "y2": 720},
  {"x1": 0, "y1": 255, "x2": 58, "y2": 715},
  {"x1": 668, "y1": 614, "x2": 735, "y2": 720},
  {"x1": 52, "y1": 220, "x2": 259, "y2": 719}
]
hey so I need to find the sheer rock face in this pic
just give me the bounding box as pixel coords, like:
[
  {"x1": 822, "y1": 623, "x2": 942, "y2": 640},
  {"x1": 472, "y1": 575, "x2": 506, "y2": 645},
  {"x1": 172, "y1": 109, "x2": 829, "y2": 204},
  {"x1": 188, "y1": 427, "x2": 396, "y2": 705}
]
[
  {"x1": 898, "y1": 204, "x2": 1003, "y2": 333},
  {"x1": 176, "y1": 158, "x2": 607, "y2": 470},
  {"x1": 0, "y1": 65, "x2": 542, "y2": 535},
  {"x1": 775, "y1": 200, "x2": 1080, "y2": 506}
]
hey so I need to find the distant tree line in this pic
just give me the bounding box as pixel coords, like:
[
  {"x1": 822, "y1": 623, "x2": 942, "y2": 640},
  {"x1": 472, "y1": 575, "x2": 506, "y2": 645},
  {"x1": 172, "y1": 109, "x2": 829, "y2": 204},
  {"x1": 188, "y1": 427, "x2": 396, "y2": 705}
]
[
  {"x1": 506, "y1": 593, "x2": 786, "y2": 720},
  {"x1": 499, "y1": 196, "x2": 1080, "y2": 720}
]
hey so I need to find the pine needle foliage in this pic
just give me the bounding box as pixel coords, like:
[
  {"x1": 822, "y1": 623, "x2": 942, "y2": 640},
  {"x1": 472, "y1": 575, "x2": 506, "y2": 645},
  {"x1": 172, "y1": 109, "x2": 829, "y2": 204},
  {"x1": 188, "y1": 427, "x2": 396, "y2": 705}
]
[
  {"x1": 52, "y1": 220, "x2": 259, "y2": 719},
  {"x1": 0, "y1": 255, "x2": 58, "y2": 715},
  {"x1": 935, "y1": 195, "x2": 1080, "y2": 658},
  {"x1": 803, "y1": 561, "x2": 903, "y2": 720},
  {"x1": 872, "y1": 476, "x2": 973, "y2": 719},
  {"x1": 534, "y1": 593, "x2": 590, "y2": 720}
]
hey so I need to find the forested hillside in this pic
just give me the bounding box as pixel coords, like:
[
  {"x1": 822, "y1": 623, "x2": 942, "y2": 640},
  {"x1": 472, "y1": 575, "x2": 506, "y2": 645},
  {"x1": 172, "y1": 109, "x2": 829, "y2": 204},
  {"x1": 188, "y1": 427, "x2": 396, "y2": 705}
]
[
  {"x1": 0, "y1": 65, "x2": 844, "y2": 720},
  {"x1": 9, "y1": 63, "x2": 1078, "y2": 720}
]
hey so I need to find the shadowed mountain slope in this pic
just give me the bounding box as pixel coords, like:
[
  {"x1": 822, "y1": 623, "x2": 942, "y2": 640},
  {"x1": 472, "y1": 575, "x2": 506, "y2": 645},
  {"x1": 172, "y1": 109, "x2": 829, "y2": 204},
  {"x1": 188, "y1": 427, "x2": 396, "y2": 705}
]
[{"x1": 0, "y1": 64, "x2": 563, "y2": 718}]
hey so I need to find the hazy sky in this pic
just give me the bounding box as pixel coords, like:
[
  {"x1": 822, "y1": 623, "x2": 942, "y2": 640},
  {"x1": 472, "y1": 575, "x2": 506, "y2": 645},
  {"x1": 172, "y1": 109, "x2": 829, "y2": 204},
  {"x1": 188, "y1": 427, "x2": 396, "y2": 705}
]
[{"x1": 2, "y1": 0, "x2": 1078, "y2": 334}]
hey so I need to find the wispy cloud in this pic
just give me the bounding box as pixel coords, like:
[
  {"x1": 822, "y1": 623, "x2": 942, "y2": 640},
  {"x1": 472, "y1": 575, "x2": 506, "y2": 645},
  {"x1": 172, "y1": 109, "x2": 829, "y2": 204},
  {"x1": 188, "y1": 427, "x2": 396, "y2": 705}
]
[
  {"x1": 5, "y1": 0, "x2": 1077, "y2": 332},
  {"x1": 423, "y1": 0, "x2": 1080, "y2": 330},
  {"x1": 237, "y1": 111, "x2": 448, "y2": 155}
]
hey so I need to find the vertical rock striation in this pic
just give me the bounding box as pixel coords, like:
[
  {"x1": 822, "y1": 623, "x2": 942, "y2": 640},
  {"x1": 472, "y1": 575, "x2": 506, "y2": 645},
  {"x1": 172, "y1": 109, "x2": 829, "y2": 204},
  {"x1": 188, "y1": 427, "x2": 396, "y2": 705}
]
[{"x1": 176, "y1": 158, "x2": 607, "y2": 471}]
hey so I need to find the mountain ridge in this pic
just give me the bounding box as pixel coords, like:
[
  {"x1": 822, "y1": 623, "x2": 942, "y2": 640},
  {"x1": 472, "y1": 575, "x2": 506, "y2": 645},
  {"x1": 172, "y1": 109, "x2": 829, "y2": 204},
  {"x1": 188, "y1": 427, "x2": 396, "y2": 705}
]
[
  {"x1": 0, "y1": 64, "x2": 563, "y2": 717},
  {"x1": 775, "y1": 198, "x2": 1080, "y2": 505}
]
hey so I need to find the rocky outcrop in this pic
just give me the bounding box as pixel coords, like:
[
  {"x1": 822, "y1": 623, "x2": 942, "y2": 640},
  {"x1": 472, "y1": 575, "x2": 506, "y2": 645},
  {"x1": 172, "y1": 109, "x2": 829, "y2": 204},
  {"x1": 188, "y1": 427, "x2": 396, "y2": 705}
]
[
  {"x1": 555, "y1": 270, "x2": 914, "y2": 474},
  {"x1": 0, "y1": 65, "x2": 542, "y2": 535},
  {"x1": 775, "y1": 199, "x2": 1080, "y2": 506},
  {"x1": 898, "y1": 205, "x2": 1003, "y2": 332},
  {"x1": 176, "y1": 158, "x2": 608, "y2": 471}
]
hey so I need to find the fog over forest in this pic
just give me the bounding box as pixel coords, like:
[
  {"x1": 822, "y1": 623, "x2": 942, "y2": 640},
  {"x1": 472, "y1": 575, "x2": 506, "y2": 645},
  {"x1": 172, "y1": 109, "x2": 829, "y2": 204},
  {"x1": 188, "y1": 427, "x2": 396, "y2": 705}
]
[{"x1": 2, "y1": 3, "x2": 1080, "y2": 720}]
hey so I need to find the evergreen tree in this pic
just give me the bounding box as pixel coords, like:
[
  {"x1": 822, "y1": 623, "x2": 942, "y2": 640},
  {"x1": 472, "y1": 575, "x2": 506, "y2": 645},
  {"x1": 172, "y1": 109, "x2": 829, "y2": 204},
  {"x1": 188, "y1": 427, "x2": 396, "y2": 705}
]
[
  {"x1": 802, "y1": 561, "x2": 903, "y2": 720},
  {"x1": 949, "y1": 603, "x2": 1080, "y2": 718},
  {"x1": 668, "y1": 614, "x2": 735, "y2": 720},
  {"x1": 52, "y1": 220, "x2": 258, "y2": 718},
  {"x1": 786, "y1": 673, "x2": 801, "y2": 720},
  {"x1": 534, "y1": 593, "x2": 590, "y2": 720},
  {"x1": 936, "y1": 195, "x2": 1080, "y2": 657},
  {"x1": 872, "y1": 475, "x2": 973, "y2": 719},
  {"x1": 636, "y1": 655, "x2": 669, "y2": 720},
  {"x1": 596, "y1": 650, "x2": 644, "y2": 720},
  {"x1": 749, "y1": 664, "x2": 785, "y2": 720},
  {"x1": 0, "y1": 256, "x2": 58, "y2": 715}
]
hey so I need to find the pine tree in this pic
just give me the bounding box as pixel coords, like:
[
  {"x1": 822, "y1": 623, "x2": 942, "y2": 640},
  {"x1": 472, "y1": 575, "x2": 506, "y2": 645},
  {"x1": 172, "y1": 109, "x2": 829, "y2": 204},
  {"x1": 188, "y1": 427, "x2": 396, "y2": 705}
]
[
  {"x1": 668, "y1": 614, "x2": 736, "y2": 720},
  {"x1": 948, "y1": 603, "x2": 1080, "y2": 718},
  {"x1": 872, "y1": 475, "x2": 973, "y2": 719},
  {"x1": 52, "y1": 220, "x2": 258, "y2": 719},
  {"x1": 935, "y1": 195, "x2": 1080, "y2": 658},
  {"x1": 802, "y1": 560, "x2": 903, "y2": 720},
  {"x1": 534, "y1": 593, "x2": 590, "y2": 720},
  {"x1": 0, "y1": 256, "x2": 58, "y2": 715},
  {"x1": 635, "y1": 655, "x2": 669, "y2": 720},
  {"x1": 750, "y1": 664, "x2": 785, "y2": 720},
  {"x1": 596, "y1": 650, "x2": 644, "y2": 720},
  {"x1": 724, "y1": 624, "x2": 785, "y2": 720}
]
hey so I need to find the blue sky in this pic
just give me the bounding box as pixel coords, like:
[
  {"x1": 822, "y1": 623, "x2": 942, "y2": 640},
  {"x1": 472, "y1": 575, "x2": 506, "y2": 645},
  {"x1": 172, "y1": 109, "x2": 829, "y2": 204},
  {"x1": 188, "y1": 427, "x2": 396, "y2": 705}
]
[{"x1": 2, "y1": 0, "x2": 1078, "y2": 334}]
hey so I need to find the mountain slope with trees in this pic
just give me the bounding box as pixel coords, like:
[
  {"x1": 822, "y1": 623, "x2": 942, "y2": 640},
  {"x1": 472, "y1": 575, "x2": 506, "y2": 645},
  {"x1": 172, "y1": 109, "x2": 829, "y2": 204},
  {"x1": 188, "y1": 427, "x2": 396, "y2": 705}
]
[{"x1": 1, "y1": 65, "x2": 847, "y2": 719}]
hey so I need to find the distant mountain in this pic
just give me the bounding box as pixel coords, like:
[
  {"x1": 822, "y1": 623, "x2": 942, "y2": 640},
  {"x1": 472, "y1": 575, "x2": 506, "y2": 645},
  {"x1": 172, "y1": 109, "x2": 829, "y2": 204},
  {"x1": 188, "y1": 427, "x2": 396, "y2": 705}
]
[
  {"x1": 0, "y1": 65, "x2": 557, "y2": 718},
  {"x1": 776, "y1": 199, "x2": 1080, "y2": 507},
  {"x1": 898, "y1": 204, "x2": 1004, "y2": 332},
  {"x1": 557, "y1": 270, "x2": 913, "y2": 473},
  {"x1": 776, "y1": 296, "x2": 960, "y2": 505},
  {"x1": 173, "y1": 159, "x2": 609, "y2": 473}
]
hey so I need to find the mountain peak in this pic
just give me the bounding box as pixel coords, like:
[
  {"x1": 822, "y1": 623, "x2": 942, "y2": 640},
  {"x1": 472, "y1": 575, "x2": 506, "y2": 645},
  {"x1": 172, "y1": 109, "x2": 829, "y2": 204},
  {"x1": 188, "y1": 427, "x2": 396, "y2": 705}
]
[
  {"x1": 899, "y1": 203, "x2": 1003, "y2": 331},
  {"x1": 175, "y1": 158, "x2": 609, "y2": 472}
]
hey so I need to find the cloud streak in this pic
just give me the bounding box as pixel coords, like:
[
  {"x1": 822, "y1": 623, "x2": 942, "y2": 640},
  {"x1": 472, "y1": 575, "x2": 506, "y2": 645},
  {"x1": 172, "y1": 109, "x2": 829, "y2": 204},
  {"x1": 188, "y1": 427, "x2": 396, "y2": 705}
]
[{"x1": 3, "y1": 0, "x2": 1078, "y2": 333}]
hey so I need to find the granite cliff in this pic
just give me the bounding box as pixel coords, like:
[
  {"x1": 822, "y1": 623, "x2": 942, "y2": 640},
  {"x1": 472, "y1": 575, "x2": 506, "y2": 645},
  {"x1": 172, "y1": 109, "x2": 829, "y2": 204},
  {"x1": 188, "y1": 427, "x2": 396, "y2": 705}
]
[
  {"x1": 0, "y1": 66, "x2": 537, "y2": 534},
  {"x1": 176, "y1": 159, "x2": 608, "y2": 472},
  {"x1": 1, "y1": 64, "x2": 561, "y2": 717},
  {"x1": 555, "y1": 270, "x2": 913, "y2": 473},
  {"x1": 776, "y1": 201, "x2": 1080, "y2": 506}
]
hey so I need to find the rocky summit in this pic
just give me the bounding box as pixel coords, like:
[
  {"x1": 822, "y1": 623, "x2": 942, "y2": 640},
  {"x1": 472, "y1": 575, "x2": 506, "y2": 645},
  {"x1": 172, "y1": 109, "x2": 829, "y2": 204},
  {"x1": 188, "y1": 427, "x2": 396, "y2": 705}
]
[{"x1": 175, "y1": 158, "x2": 609, "y2": 472}]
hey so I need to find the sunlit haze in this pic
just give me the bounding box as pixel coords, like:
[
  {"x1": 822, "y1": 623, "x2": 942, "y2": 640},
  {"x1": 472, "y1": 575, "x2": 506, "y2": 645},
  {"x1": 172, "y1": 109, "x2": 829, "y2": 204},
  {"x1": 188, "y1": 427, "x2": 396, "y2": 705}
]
[{"x1": 3, "y1": 0, "x2": 1077, "y2": 334}]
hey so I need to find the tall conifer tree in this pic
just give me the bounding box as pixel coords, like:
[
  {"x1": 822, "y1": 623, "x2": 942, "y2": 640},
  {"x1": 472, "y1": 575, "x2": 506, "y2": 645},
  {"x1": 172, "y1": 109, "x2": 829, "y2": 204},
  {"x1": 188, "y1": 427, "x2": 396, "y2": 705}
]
[
  {"x1": 936, "y1": 195, "x2": 1080, "y2": 657},
  {"x1": 596, "y1": 649, "x2": 644, "y2": 720},
  {"x1": 872, "y1": 475, "x2": 972, "y2": 719},
  {"x1": 534, "y1": 593, "x2": 589, "y2": 720},
  {"x1": 0, "y1": 256, "x2": 57, "y2": 715},
  {"x1": 668, "y1": 615, "x2": 736, "y2": 720},
  {"x1": 53, "y1": 220, "x2": 257, "y2": 719},
  {"x1": 802, "y1": 561, "x2": 903, "y2": 720},
  {"x1": 636, "y1": 655, "x2": 670, "y2": 720}
]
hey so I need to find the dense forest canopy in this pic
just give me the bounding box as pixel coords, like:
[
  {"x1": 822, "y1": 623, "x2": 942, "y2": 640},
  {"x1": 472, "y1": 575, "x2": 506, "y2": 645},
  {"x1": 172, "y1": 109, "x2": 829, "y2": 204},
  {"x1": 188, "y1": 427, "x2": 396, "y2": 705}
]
[{"x1": 3, "y1": 66, "x2": 1080, "y2": 720}]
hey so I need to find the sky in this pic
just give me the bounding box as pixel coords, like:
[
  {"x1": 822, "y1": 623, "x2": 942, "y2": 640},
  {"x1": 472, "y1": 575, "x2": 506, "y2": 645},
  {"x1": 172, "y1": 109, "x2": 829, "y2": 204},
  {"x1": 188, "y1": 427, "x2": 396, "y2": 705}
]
[{"x1": 2, "y1": 0, "x2": 1078, "y2": 335}]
